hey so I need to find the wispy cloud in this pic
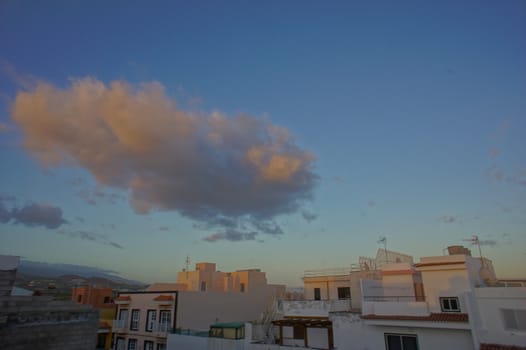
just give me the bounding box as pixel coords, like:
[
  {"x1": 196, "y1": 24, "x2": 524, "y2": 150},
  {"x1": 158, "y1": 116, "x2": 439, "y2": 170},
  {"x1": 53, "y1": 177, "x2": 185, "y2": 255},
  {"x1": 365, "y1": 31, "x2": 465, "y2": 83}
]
[
  {"x1": 203, "y1": 230, "x2": 258, "y2": 242},
  {"x1": 10, "y1": 77, "x2": 318, "y2": 240},
  {"x1": 77, "y1": 188, "x2": 125, "y2": 206},
  {"x1": 159, "y1": 226, "x2": 169, "y2": 231},
  {"x1": 478, "y1": 239, "x2": 498, "y2": 247},
  {"x1": 0, "y1": 197, "x2": 67, "y2": 229},
  {"x1": 301, "y1": 210, "x2": 317, "y2": 223},
  {"x1": 0, "y1": 122, "x2": 9, "y2": 133},
  {"x1": 57, "y1": 229, "x2": 123, "y2": 249},
  {"x1": 437, "y1": 215, "x2": 462, "y2": 224}
]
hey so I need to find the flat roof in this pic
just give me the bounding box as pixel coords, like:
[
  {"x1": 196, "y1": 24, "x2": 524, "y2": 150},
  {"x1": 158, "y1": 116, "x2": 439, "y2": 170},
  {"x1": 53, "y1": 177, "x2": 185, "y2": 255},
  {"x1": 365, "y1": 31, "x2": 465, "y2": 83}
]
[{"x1": 211, "y1": 322, "x2": 245, "y2": 329}]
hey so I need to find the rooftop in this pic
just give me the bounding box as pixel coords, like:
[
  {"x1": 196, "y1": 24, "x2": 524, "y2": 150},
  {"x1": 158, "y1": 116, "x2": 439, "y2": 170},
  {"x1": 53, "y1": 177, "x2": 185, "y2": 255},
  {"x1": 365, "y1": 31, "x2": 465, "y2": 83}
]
[{"x1": 361, "y1": 312, "x2": 469, "y2": 323}]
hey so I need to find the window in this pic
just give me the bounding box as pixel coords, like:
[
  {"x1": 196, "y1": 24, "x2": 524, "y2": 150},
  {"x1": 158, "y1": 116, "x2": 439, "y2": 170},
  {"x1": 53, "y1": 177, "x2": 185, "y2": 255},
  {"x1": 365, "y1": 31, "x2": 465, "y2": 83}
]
[
  {"x1": 440, "y1": 297, "x2": 460, "y2": 312},
  {"x1": 103, "y1": 296, "x2": 111, "y2": 304},
  {"x1": 201, "y1": 281, "x2": 207, "y2": 291},
  {"x1": 115, "y1": 337, "x2": 125, "y2": 350},
  {"x1": 130, "y1": 309, "x2": 140, "y2": 330},
  {"x1": 338, "y1": 287, "x2": 351, "y2": 299},
  {"x1": 146, "y1": 310, "x2": 157, "y2": 332},
  {"x1": 159, "y1": 310, "x2": 171, "y2": 332},
  {"x1": 127, "y1": 339, "x2": 137, "y2": 350},
  {"x1": 314, "y1": 288, "x2": 321, "y2": 300},
  {"x1": 385, "y1": 334, "x2": 418, "y2": 350},
  {"x1": 293, "y1": 325, "x2": 305, "y2": 339},
  {"x1": 240, "y1": 283, "x2": 245, "y2": 292},
  {"x1": 144, "y1": 341, "x2": 154, "y2": 350},
  {"x1": 77, "y1": 294, "x2": 82, "y2": 303},
  {"x1": 501, "y1": 309, "x2": 526, "y2": 331},
  {"x1": 157, "y1": 343, "x2": 167, "y2": 350},
  {"x1": 119, "y1": 309, "x2": 129, "y2": 322}
]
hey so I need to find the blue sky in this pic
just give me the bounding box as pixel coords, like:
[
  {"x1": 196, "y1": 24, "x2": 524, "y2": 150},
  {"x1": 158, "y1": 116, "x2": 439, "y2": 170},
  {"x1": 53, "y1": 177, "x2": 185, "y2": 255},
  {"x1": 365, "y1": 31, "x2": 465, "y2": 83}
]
[{"x1": 1, "y1": 1, "x2": 525, "y2": 286}]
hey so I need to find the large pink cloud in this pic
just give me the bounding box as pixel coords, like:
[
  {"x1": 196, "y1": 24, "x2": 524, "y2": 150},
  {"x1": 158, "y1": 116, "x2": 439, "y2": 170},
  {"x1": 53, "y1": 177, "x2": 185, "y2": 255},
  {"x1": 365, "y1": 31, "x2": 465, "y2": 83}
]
[{"x1": 11, "y1": 78, "x2": 318, "y2": 240}]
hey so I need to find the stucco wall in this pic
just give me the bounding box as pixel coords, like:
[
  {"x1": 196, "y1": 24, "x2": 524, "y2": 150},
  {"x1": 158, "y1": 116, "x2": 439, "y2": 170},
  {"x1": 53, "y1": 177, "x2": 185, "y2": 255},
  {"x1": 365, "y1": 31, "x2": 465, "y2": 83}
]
[
  {"x1": 177, "y1": 287, "x2": 279, "y2": 330},
  {"x1": 331, "y1": 313, "x2": 473, "y2": 350},
  {"x1": 0, "y1": 296, "x2": 98, "y2": 350},
  {"x1": 304, "y1": 277, "x2": 350, "y2": 301},
  {"x1": 474, "y1": 287, "x2": 526, "y2": 347},
  {"x1": 420, "y1": 268, "x2": 471, "y2": 313}
]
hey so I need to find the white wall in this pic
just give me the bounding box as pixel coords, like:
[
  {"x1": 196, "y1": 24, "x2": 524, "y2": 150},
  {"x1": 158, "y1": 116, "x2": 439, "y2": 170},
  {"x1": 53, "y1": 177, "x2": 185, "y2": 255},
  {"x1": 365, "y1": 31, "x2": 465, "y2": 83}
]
[
  {"x1": 420, "y1": 268, "x2": 471, "y2": 313},
  {"x1": 331, "y1": 314, "x2": 474, "y2": 350},
  {"x1": 177, "y1": 287, "x2": 279, "y2": 330},
  {"x1": 306, "y1": 327, "x2": 329, "y2": 349},
  {"x1": 474, "y1": 287, "x2": 526, "y2": 347},
  {"x1": 304, "y1": 278, "x2": 350, "y2": 301}
]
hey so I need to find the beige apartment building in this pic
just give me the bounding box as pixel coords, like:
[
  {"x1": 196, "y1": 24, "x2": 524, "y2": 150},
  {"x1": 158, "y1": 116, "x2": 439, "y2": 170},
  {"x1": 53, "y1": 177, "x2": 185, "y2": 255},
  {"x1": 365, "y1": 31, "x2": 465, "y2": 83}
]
[{"x1": 112, "y1": 262, "x2": 284, "y2": 350}]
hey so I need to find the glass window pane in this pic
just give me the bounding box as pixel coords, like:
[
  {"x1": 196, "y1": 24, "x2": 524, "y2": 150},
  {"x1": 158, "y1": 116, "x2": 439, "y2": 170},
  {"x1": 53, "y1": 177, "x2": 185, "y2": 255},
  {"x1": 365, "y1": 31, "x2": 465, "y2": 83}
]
[
  {"x1": 402, "y1": 336, "x2": 418, "y2": 350},
  {"x1": 386, "y1": 335, "x2": 402, "y2": 350}
]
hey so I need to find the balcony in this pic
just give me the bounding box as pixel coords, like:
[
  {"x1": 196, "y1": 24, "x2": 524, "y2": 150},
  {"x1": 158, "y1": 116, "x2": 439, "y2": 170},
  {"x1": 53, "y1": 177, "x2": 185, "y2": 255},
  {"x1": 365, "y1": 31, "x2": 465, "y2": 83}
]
[
  {"x1": 279, "y1": 299, "x2": 352, "y2": 317},
  {"x1": 114, "y1": 296, "x2": 131, "y2": 305},
  {"x1": 153, "y1": 322, "x2": 172, "y2": 337},
  {"x1": 112, "y1": 319, "x2": 128, "y2": 333},
  {"x1": 362, "y1": 296, "x2": 429, "y2": 317}
]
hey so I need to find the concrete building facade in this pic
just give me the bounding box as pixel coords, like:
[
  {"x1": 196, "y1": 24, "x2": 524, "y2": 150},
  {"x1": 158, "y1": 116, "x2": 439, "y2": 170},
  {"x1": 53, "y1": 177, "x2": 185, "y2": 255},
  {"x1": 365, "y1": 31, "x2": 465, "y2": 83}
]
[{"x1": 0, "y1": 255, "x2": 99, "y2": 350}]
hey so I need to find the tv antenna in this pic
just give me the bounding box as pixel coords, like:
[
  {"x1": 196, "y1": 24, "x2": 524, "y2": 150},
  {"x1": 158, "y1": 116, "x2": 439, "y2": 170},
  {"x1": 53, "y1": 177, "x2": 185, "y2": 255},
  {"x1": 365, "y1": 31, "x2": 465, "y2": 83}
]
[
  {"x1": 184, "y1": 255, "x2": 191, "y2": 272},
  {"x1": 463, "y1": 235, "x2": 484, "y2": 266},
  {"x1": 377, "y1": 236, "x2": 388, "y2": 264}
]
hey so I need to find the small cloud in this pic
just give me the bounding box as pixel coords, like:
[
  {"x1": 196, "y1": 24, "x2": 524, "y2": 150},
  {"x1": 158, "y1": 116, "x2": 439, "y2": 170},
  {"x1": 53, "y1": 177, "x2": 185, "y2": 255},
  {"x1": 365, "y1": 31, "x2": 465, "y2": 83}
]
[
  {"x1": 437, "y1": 215, "x2": 462, "y2": 224},
  {"x1": 2, "y1": 201, "x2": 68, "y2": 229},
  {"x1": 479, "y1": 239, "x2": 497, "y2": 247},
  {"x1": 507, "y1": 167, "x2": 526, "y2": 187},
  {"x1": 77, "y1": 188, "x2": 125, "y2": 206},
  {"x1": 250, "y1": 219, "x2": 283, "y2": 235},
  {"x1": 301, "y1": 210, "x2": 317, "y2": 223},
  {"x1": 331, "y1": 176, "x2": 345, "y2": 184},
  {"x1": 368, "y1": 200, "x2": 376, "y2": 208},
  {"x1": 202, "y1": 229, "x2": 258, "y2": 242},
  {"x1": 496, "y1": 202, "x2": 513, "y2": 213},
  {"x1": 0, "y1": 201, "x2": 10, "y2": 223},
  {"x1": 159, "y1": 226, "x2": 169, "y2": 231},
  {"x1": 68, "y1": 177, "x2": 86, "y2": 187},
  {"x1": 0, "y1": 122, "x2": 9, "y2": 133},
  {"x1": 58, "y1": 229, "x2": 123, "y2": 249},
  {"x1": 108, "y1": 242, "x2": 123, "y2": 249}
]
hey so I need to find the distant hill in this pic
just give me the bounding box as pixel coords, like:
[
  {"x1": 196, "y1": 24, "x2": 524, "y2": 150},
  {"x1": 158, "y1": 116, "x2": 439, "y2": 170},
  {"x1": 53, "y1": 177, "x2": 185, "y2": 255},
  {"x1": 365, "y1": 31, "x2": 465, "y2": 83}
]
[{"x1": 18, "y1": 259, "x2": 145, "y2": 287}]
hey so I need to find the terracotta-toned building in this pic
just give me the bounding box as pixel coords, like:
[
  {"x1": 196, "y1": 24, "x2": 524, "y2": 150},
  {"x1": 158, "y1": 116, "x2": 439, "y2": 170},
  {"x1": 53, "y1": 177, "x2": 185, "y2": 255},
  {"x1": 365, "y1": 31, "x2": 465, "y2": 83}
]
[
  {"x1": 72, "y1": 286, "x2": 115, "y2": 349},
  {"x1": 72, "y1": 286, "x2": 114, "y2": 309}
]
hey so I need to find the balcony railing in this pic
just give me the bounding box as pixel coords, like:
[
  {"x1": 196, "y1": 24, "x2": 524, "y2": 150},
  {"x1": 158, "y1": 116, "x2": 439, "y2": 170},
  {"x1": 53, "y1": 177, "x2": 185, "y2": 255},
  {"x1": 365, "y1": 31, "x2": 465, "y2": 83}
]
[
  {"x1": 363, "y1": 295, "x2": 425, "y2": 302},
  {"x1": 153, "y1": 322, "x2": 172, "y2": 336},
  {"x1": 303, "y1": 267, "x2": 352, "y2": 278},
  {"x1": 279, "y1": 299, "x2": 352, "y2": 317},
  {"x1": 112, "y1": 319, "x2": 128, "y2": 332}
]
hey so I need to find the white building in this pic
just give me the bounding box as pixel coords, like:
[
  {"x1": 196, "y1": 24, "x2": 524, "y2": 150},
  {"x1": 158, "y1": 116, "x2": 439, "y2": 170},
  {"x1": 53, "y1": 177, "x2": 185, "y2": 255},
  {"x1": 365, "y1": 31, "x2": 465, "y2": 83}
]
[{"x1": 275, "y1": 247, "x2": 526, "y2": 350}]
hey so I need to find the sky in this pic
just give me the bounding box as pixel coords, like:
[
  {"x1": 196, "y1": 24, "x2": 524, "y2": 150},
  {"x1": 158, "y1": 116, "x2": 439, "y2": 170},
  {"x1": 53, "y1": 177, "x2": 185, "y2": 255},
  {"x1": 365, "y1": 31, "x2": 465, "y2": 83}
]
[{"x1": 1, "y1": 1, "x2": 525, "y2": 286}]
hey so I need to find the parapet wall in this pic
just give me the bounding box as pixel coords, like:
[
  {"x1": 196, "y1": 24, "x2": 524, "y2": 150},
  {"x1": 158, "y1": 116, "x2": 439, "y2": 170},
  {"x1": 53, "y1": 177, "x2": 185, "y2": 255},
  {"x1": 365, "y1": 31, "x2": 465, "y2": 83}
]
[{"x1": 0, "y1": 296, "x2": 99, "y2": 350}]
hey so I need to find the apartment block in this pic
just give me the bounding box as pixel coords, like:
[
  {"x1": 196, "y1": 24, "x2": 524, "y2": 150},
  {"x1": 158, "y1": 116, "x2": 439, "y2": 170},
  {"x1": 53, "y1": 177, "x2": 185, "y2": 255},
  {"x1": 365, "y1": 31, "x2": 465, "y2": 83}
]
[{"x1": 112, "y1": 262, "x2": 285, "y2": 350}]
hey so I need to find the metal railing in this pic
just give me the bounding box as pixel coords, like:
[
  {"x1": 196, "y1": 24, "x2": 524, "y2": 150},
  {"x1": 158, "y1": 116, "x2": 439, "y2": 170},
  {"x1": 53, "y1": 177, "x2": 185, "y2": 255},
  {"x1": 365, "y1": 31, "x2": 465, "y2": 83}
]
[
  {"x1": 363, "y1": 295, "x2": 425, "y2": 302},
  {"x1": 112, "y1": 319, "x2": 128, "y2": 331},
  {"x1": 303, "y1": 267, "x2": 352, "y2": 278},
  {"x1": 153, "y1": 322, "x2": 171, "y2": 336}
]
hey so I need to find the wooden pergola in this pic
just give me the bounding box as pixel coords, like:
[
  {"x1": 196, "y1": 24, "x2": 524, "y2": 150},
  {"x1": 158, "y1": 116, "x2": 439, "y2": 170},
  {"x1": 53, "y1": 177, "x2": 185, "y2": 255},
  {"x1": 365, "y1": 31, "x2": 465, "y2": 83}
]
[{"x1": 272, "y1": 317, "x2": 334, "y2": 349}]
